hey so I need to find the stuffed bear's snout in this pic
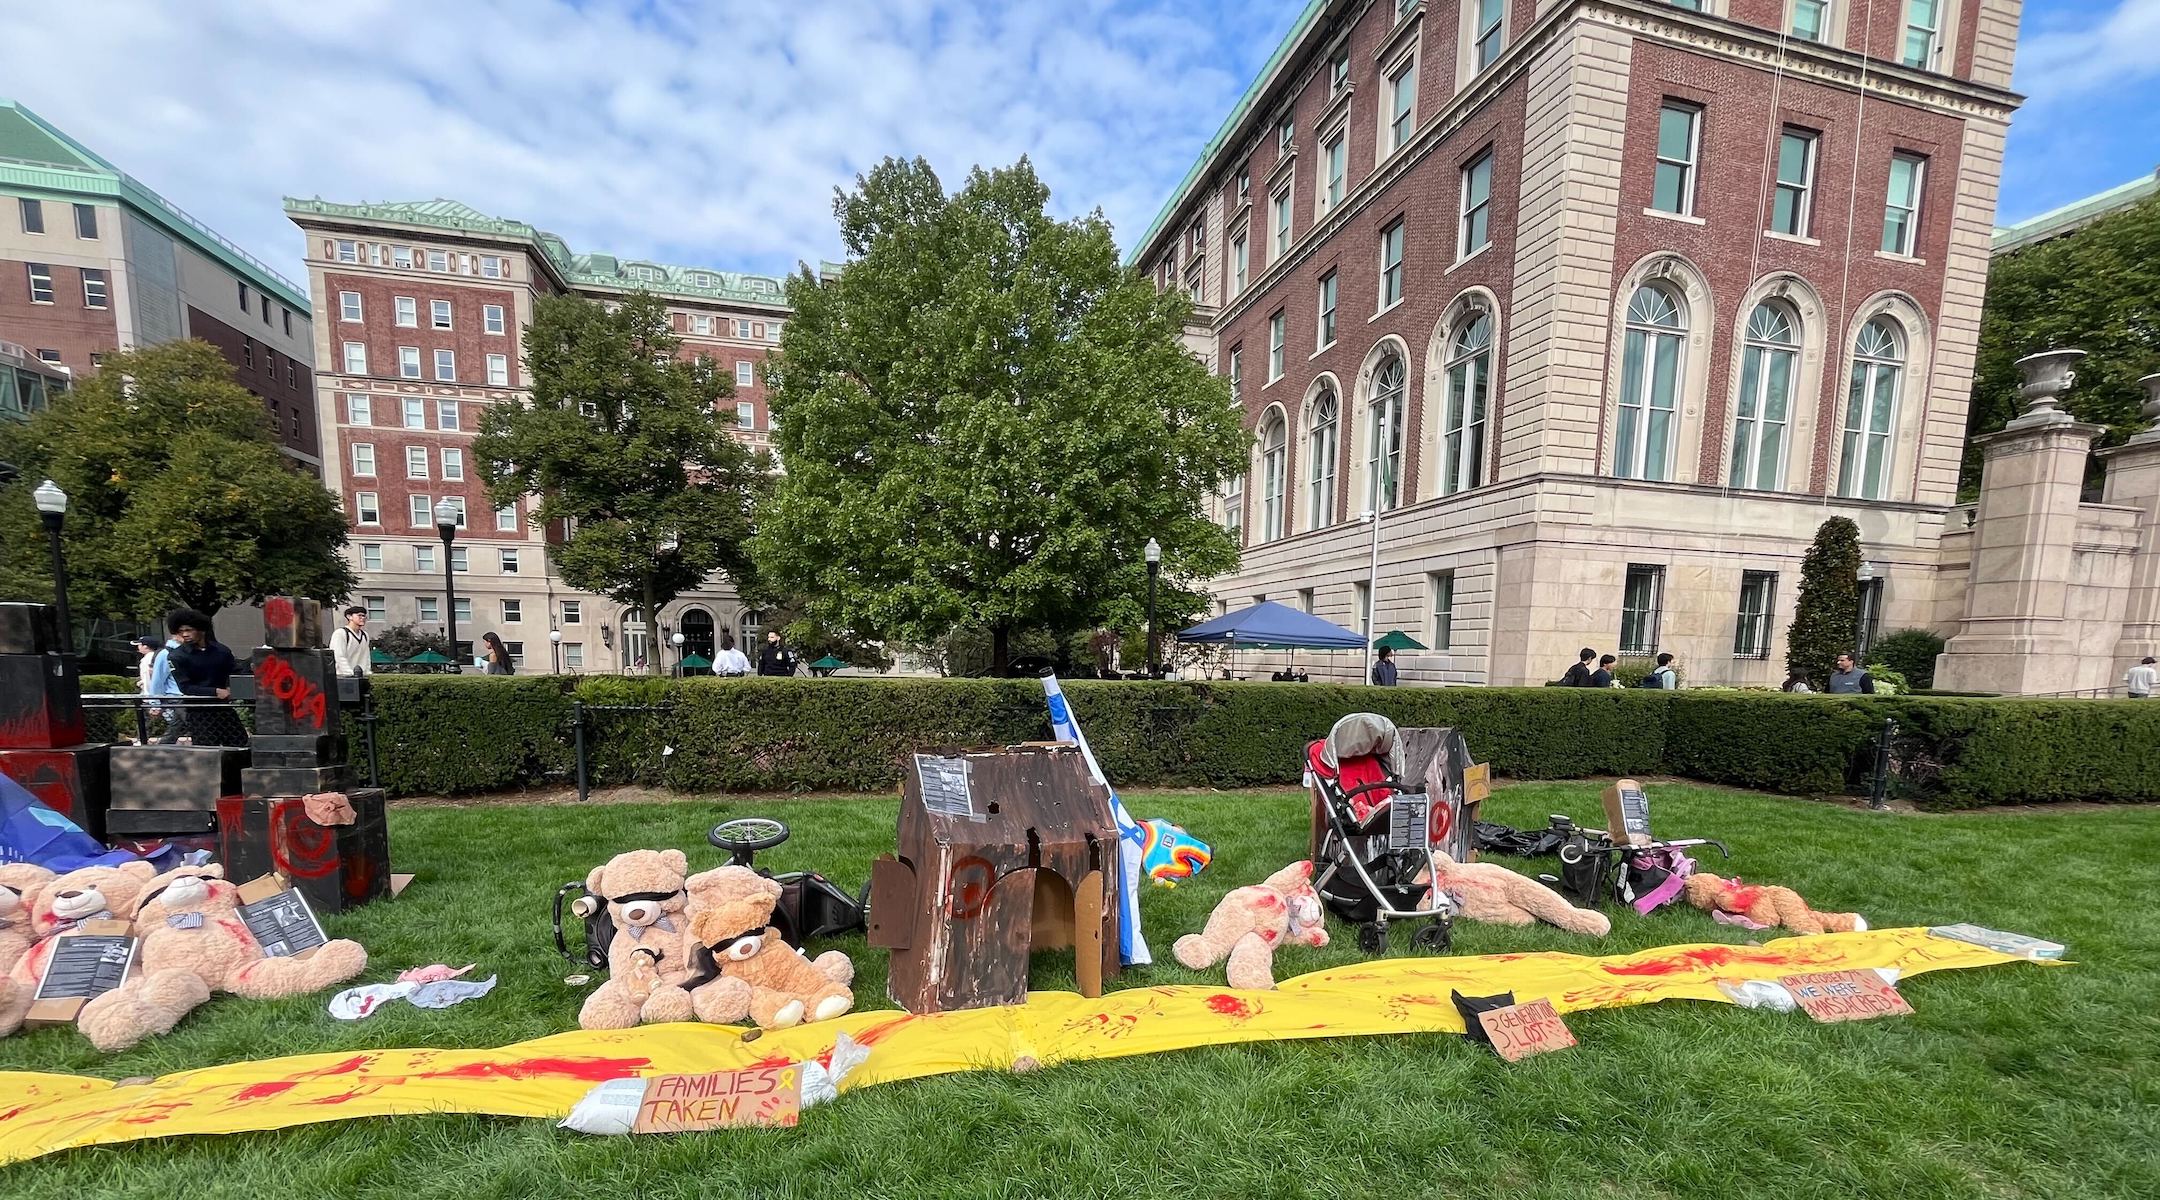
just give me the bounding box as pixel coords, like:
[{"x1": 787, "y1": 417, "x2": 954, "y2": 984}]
[{"x1": 51, "y1": 887, "x2": 106, "y2": 918}]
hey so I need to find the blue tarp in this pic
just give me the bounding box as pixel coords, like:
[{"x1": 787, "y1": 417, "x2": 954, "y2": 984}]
[
  {"x1": 0, "y1": 772, "x2": 136, "y2": 871},
  {"x1": 1176, "y1": 600, "x2": 1366, "y2": 649}
]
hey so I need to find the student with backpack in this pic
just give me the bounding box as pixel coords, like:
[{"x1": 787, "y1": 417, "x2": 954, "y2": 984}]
[{"x1": 1639, "y1": 652, "x2": 1679, "y2": 689}]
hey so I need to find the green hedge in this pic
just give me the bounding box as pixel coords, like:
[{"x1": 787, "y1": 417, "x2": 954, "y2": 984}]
[{"x1": 353, "y1": 676, "x2": 2160, "y2": 810}]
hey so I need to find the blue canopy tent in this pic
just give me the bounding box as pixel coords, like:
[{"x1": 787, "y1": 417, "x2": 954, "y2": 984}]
[{"x1": 1177, "y1": 600, "x2": 1365, "y2": 679}]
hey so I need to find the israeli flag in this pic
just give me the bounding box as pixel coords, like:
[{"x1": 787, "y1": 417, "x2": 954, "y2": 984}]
[{"x1": 1041, "y1": 674, "x2": 1151, "y2": 967}]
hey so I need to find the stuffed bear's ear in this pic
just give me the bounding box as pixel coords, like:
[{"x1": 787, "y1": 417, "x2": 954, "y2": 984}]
[
  {"x1": 119, "y1": 861, "x2": 158, "y2": 883},
  {"x1": 203, "y1": 863, "x2": 227, "y2": 879},
  {"x1": 586, "y1": 864, "x2": 608, "y2": 893},
  {"x1": 661, "y1": 849, "x2": 688, "y2": 876}
]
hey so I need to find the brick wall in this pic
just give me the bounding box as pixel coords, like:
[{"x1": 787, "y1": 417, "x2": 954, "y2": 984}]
[
  {"x1": 0, "y1": 258, "x2": 117, "y2": 377},
  {"x1": 187, "y1": 305, "x2": 321, "y2": 464}
]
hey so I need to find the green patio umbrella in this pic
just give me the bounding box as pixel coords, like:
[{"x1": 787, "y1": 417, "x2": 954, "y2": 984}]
[
  {"x1": 369, "y1": 647, "x2": 395, "y2": 664},
  {"x1": 808, "y1": 654, "x2": 849, "y2": 678},
  {"x1": 402, "y1": 649, "x2": 452, "y2": 664},
  {"x1": 679, "y1": 653, "x2": 713, "y2": 670},
  {"x1": 1372, "y1": 630, "x2": 1427, "y2": 652}
]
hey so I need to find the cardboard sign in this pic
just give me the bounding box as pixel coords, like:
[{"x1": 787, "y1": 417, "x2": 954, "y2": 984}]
[
  {"x1": 236, "y1": 874, "x2": 330, "y2": 959},
  {"x1": 1602, "y1": 779, "x2": 1652, "y2": 845},
  {"x1": 1462, "y1": 761, "x2": 1492, "y2": 807},
  {"x1": 27, "y1": 920, "x2": 138, "y2": 1027},
  {"x1": 1386, "y1": 791, "x2": 1432, "y2": 850},
  {"x1": 1779, "y1": 970, "x2": 1913, "y2": 1023},
  {"x1": 631, "y1": 1064, "x2": 802, "y2": 1132},
  {"x1": 1476, "y1": 998, "x2": 1577, "y2": 1061},
  {"x1": 914, "y1": 754, "x2": 976, "y2": 818}
]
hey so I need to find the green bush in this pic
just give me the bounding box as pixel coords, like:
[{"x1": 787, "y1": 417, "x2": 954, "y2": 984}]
[
  {"x1": 366, "y1": 676, "x2": 574, "y2": 795},
  {"x1": 80, "y1": 673, "x2": 134, "y2": 695},
  {"x1": 1662, "y1": 691, "x2": 1879, "y2": 794},
  {"x1": 1871, "y1": 628, "x2": 1946, "y2": 690}
]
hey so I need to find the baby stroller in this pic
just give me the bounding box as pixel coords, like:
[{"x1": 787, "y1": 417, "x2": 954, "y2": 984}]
[
  {"x1": 1537, "y1": 813, "x2": 1730, "y2": 913},
  {"x1": 1305, "y1": 714, "x2": 1455, "y2": 953}
]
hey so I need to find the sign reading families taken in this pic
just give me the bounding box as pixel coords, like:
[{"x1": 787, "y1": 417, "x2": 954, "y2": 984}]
[{"x1": 631, "y1": 1064, "x2": 802, "y2": 1132}]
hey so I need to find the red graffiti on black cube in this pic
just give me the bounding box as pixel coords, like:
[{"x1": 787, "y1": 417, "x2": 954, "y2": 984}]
[{"x1": 257, "y1": 654, "x2": 328, "y2": 730}]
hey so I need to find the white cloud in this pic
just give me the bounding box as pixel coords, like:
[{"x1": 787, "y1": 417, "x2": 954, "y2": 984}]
[
  {"x1": 0, "y1": 0, "x2": 1297, "y2": 285},
  {"x1": 2014, "y1": 0, "x2": 2160, "y2": 99}
]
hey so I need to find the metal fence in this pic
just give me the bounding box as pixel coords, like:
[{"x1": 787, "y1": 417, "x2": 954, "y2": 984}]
[{"x1": 80, "y1": 687, "x2": 382, "y2": 790}]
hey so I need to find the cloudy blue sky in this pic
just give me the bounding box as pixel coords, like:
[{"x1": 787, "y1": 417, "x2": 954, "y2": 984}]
[{"x1": 2, "y1": 0, "x2": 2152, "y2": 288}]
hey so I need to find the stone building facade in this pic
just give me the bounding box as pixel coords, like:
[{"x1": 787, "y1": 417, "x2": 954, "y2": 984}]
[
  {"x1": 1132, "y1": 0, "x2": 2030, "y2": 688},
  {"x1": 284, "y1": 198, "x2": 786, "y2": 675}
]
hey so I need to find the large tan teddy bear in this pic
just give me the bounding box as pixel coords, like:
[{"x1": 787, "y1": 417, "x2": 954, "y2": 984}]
[
  {"x1": 1173, "y1": 860, "x2": 1330, "y2": 990},
  {"x1": 1684, "y1": 872, "x2": 1866, "y2": 935},
  {"x1": 1, "y1": 864, "x2": 56, "y2": 1037},
  {"x1": 578, "y1": 849, "x2": 700, "y2": 1030},
  {"x1": 9, "y1": 862, "x2": 211, "y2": 1051},
  {"x1": 1416, "y1": 851, "x2": 1611, "y2": 936},
  {"x1": 684, "y1": 865, "x2": 854, "y2": 1029},
  {"x1": 78, "y1": 863, "x2": 368, "y2": 1052}
]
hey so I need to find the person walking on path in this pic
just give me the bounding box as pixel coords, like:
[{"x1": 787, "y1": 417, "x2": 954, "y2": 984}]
[
  {"x1": 481, "y1": 633, "x2": 515, "y2": 675},
  {"x1": 2127, "y1": 656, "x2": 2157, "y2": 699},
  {"x1": 331, "y1": 606, "x2": 373, "y2": 678},
  {"x1": 1590, "y1": 654, "x2": 1618, "y2": 688},
  {"x1": 133, "y1": 635, "x2": 159, "y2": 694},
  {"x1": 1781, "y1": 670, "x2": 1814, "y2": 693},
  {"x1": 1826, "y1": 652, "x2": 1877, "y2": 694},
  {"x1": 1643, "y1": 652, "x2": 1680, "y2": 689},
  {"x1": 1559, "y1": 647, "x2": 1597, "y2": 687},
  {"x1": 1371, "y1": 646, "x2": 1399, "y2": 686},
  {"x1": 715, "y1": 633, "x2": 751, "y2": 677},
  {"x1": 756, "y1": 629, "x2": 797, "y2": 677}
]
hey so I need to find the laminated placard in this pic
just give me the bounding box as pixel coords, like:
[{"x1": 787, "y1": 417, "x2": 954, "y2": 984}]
[
  {"x1": 631, "y1": 1063, "x2": 802, "y2": 1131},
  {"x1": 27, "y1": 920, "x2": 137, "y2": 1027},
  {"x1": 913, "y1": 755, "x2": 976, "y2": 818},
  {"x1": 1601, "y1": 779, "x2": 1652, "y2": 845},
  {"x1": 236, "y1": 874, "x2": 330, "y2": 959},
  {"x1": 1476, "y1": 998, "x2": 1577, "y2": 1061},
  {"x1": 1779, "y1": 970, "x2": 1913, "y2": 1023}
]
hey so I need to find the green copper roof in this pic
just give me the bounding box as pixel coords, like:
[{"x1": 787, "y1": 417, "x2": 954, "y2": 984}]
[
  {"x1": 0, "y1": 99, "x2": 310, "y2": 312},
  {"x1": 1126, "y1": 0, "x2": 1329, "y2": 265},
  {"x1": 1992, "y1": 170, "x2": 2160, "y2": 255},
  {"x1": 283, "y1": 196, "x2": 789, "y2": 309}
]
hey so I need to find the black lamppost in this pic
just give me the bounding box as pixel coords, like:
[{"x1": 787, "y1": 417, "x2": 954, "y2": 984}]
[
  {"x1": 550, "y1": 628, "x2": 563, "y2": 674},
  {"x1": 434, "y1": 497, "x2": 461, "y2": 667},
  {"x1": 33, "y1": 480, "x2": 70, "y2": 648},
  {"x1": 1144, "y1": 537, "x2": 1161, "y2": 679}
]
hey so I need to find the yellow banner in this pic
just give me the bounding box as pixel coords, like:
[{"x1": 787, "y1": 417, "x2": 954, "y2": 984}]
[{"x1": 0, "y1": 929, "x2": 2052, "y2": 1164}]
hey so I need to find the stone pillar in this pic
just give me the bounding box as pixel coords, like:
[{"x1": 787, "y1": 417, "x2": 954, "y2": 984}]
[
  {"x1": 2099, "y1": 374, "x2": 2160, "y2": 669},
  {"x1": 1934, "y1": 350, "x2": 2104, "y2": 695}
]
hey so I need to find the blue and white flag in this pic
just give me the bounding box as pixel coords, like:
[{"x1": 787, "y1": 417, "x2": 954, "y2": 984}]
[{"x1": 1041, "y1": 674, "x2": 1151, "y2": 967}]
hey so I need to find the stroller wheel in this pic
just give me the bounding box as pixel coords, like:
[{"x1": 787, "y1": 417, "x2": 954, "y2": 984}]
[
  {"x1": 1412, "y1": 921, "x2": 1451, "y2": 952},
  {"x1": 1356, "y1": 923, "x2": 1387, "y2": 954}
]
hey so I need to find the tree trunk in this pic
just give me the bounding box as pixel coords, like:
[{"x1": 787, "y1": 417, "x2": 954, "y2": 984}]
[
  {"x1": 991, "y1": 622, "x2": 1011, "y2": 678},
  {"x1": 644, "y1": 577, "x2": 661, "y2": 676}
]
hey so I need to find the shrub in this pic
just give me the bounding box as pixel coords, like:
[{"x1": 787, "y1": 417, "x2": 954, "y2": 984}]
[
  {"x1": 366, "y1": 675, "x2": 573, "y2": 795},
  {"x1": 1871, "y1": 628, "x2": 1946, "y2": 690},
  {"x1": 80, "y1": 673, "x2": 134, "y2": 696},
  {"x1": 1787, "y1": 517, "x2": 1861, "y2": 684}
]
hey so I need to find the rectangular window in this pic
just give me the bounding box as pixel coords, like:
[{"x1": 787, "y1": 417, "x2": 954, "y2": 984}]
[
  {"x1": 1273, "y1": 187, "x2": 1294, "y2": 256},
  {"x1": 1857, "y1": 576, "x2": 1886, "y2": 655},
  {"x1": 392, "y1": 246, "x2": 413, "y2": 269},
  {"x1": 395, "y1": 296, "x2": 417, "y2": 327},
  {"x1": 337, "y1": 240, "x2": 359, "y2": 263},
  {"x1": 242, "y1": 338, "x2": 255, "y2": 369},
  {"x1": 403, "y1": 397, "x2": 426, "y2": 429},
  {"x1": 1620, "y1": 564, "x2": 1665, "y2": 655},
  {"x1": 1298, "y1": 588, "x2": 1315, "y2": 613},
  {"x1": 351, "y1": 443, "x2": 376, "y2": 476},
  {"x1": 564, "y1": 643, "x2": 584, "y2": 669},
  {"x1": 1734, "y1": 571, "x2": 1777, "y2": 658},
  {"x1": 434, "y1": 349, "x2": 456, "y2": 382},
  {"x1": 81, "y1": 268, "x2": 108, "y2": 309},
  {"x1": 500, "y1": 548, "x2": 519, "y2": 573},
  {"x1": 1329, "y1": 47, "x2": 1350, "y2": 97},
  {"x1": 355, "y1": 492, "x2": 379, "y2": 524},
  {"x1": 1430, "y1": 571, "x2": 1455, "y2": 651},
  {"x1": 1771, "y1": 128, "x2": 1817, "y2": 236},
  {"x1": 427, "y1": 250, "x2": 448, "y2": 272},
  {"x1": 335, "y1": 292, "x2": 361, "y2": 323},
  {"x1": 1883, "y1": 153, "x2": 1925, "y2": 255},
  {"x1": 26, "y1": 263, "x2": 52, "y2": 304},
  {"x1": 1460, "y1": 150, "x2": 1494, "y2": 257},
  {"x1": 409, "y1": 495, "x2": 431, "y2": 527},
  {"x1": 1380, "y1": 220, "x2": 1405, "y2": 308},
  {"x1": 1474, "y1": 0, "x2": 1506, "y2": 69},
  {"x1": 454, "y1": 597, "x2": 472, "y2": 623},
  {"x1": 736, "y1": 360, "x2": 754, "y2": 387},
  {"x1": 692, "y1": 314, "x2": 713, "y2": 335},
  {"x1": 414, "y1": 544, "x2": 436, "y2": 573},
  {"x1": 485, "y1": 354, "x2": 508, "y2": 386},
  {"x1": 484, "y1": 304, "x2": 506, "y2": 335},
  {"x1": 1278, "y1": 115, "x2": 1295, "y2": 154},
  {"x1": 1901, "y1": 0, "x2": 1940, "y2": 67},
  {"x1": 1231, "y1": 232, "x2": 1248, "y2": 295},
  {"x1": 261, "y1": 295, "x2": 271, "y2": 323},
  {"x1": 1323, "y1": 133, "x2": 1346, "y2": 210},
  {"x1": 19, "y1": 197, "x2": 42, "y2": 234},
  {"x1": 361, "y1": 544, "x2": 383, "y2": 571},
  {"x1": 1353, "y1": 581, "x2": 1372, "y2": 638},
  {"x1": 1237, "y1": 168, "x2": 1251, "y2": 203},
  {"x1": 1268, "y1": 310, "x2": 1286, "y2": 382},
  {"x1": 429, "y1": 299, "x2": 452, "y2": 330},
  {"x1": 406, "y1": 446, "x2": 429, "y2": 479},
  {"x1": 239, "y1": 281, "x2": 251, "y2": 309},
  {"x1": 346, "y1": 394, "x2": 372, "y2": 425},
  {"x1": 284, "y1": 308, "x2": 293, "y2": 335},
  {"x1": 417, "y1": 596, "x2": 439, "y2": 623},
  {"x1": 446, "y1": 495, "x2": 467, "y2": 527},
  {"x1": 481, "y1": 255, "x2": 503, "y2": 278},
  {"x1": 737, "y1": 401, "x2": 756, "y2": 430},
  {"x1": 561, "y1": 600, "x2": 582, "y2": 625},
  {"x1": 451, "y1": 546, "x2": 469, "y2": 574},
  {"x1": 1228, "y1": 346, "x2": 1243, "y2": 403},
  {"x1": 1388, "y1": 58, "x2": 1417, "y2": 151},
  {"x1": 1791, "y1": 0, "x2": 1828, "y2": 40},
  {"x1": 342, "y1": 342, "x2": 366, "y2": 374},
  {"x1": 435, "y1": 399, "x2": 460, "y2": 431},
  {"x1": 737, "y1": 319, "x2": 754, "y2": 338},
  {"x1": 1670, "y1": 0, "x2": 1704, "y2": 8},
  {"x1": 398, "y1": 346, "x2": 421, "y2": 379},
  {"x1": 501, "y1": 599, "x2": 521, "y2": 623},
  {"x1": 364, "y1": 596, "x2": 387, "y2": 622},
  {"x1": 442, "y1": 447, "x2": 464, "y2": 481},
  {"x1": 1652, "y1": 103, "x2": 1701, "y2": 216},
  {"x1": 1317, "y1": 270, "x2": 1338, "y2": 347},
  {"x1": 496, "y1": 503, "x2": 518, "y2": 532}
]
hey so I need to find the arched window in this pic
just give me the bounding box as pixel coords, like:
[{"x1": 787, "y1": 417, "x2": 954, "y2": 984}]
[
  {"x1": 738, "y1": 608, "x2": 765, "y2": 646},
  {"x1": 1615, "y1": 284, "x2": 1686, "y2": 480},
  {"x1": 1306, "y1": 385, "x2": 1339, "y2": 528},
  {"x1": 1729, "y1": 302, "x2": 1797, "y2": 490},
  {"x1": 1364, "y1": 352, "x2": 1408, "y2": 512},
  {"x1": 1260, "y1": 410, "x2": 1289, "y2": 541},
  {"x1": 1840, "y1": 317, "x2": 1904, "y2": 499},
  {"x1": 679, "y1": 607, "x2": 715, "y2": 662},
  {"x1": 620, "y1": 608, "x2": 649, "y2": 673},
  {"x1": 1440, "y1": 314, "x2": 1492, "y2": 495}
]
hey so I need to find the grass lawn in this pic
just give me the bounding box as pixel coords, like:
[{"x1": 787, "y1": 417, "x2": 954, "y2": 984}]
[{"x1": 3, "y1": 781, "x2": 2156, "y2": 1199}]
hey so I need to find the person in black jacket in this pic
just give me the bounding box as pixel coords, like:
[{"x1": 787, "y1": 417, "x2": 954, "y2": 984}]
[
  {"x1": 1559, "y1": 647, "x2": 1597, "y2": 687},
  {"x1": 1590, "y1": 654, "x2": 1618, "y2": 688},
  {"x1": 756, "y1": 629, "x2": 797, "y2": 677},
  {"x1": 165, "y1": 609, "x2": 239, "y2": 745}
]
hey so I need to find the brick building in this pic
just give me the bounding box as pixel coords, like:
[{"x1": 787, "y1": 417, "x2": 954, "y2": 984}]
[
  {"x1": 283, "y1": 198, "x2": 787, "y2": 674},
  {"x1": 1132, "y1": 0, "x2": 2022, "y2": 687},
  {"x1": 0, "y1": 100, "x2": 318, "y2": 467}
]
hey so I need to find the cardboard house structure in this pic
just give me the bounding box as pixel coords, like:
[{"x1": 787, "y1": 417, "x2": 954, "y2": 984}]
[{"x1": 868, "y1": 744, "x2": 1121, "y2": 1014}]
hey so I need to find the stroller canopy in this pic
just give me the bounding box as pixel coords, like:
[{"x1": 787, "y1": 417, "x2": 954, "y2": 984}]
[{"x1": 1318, "y1": 712, "x2": 1403, "y2": 778}]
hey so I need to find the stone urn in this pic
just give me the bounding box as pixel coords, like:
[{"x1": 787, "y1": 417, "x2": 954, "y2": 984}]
[
  {"x1": 2012, "y1": 348, "x2": 2086, "y2": 422},
  {"x1": 2140, "y1": 372, "x2": 2160, "y2": 435}
]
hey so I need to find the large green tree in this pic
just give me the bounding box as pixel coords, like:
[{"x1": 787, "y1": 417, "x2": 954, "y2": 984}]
[
  {"x1": 1785, "y1": 516, "x2": 1863, "y2": 684},
  {"x1": 752, "y1": 156, "x2": 1248, "y2": 671},
  {"x1": 475, "y1": 291, "x2": 763, "y2": 673},
  {"x1": 0, "y1": 340, "x2": 355, "y2": 618},
  {"x1": 1967, "y1": 194, "x2": 2160, "y2": 494}
]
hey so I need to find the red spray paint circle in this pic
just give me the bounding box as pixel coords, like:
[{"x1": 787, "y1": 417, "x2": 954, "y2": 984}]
[
  {"x1": 270, "y1": 799, "x2": 338, "y2": 879},
  {"x1": 947, "y1": 856, "x2": 994, "y2": 919}
]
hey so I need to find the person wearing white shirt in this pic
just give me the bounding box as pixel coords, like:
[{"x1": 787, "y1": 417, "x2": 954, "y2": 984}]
[
  {"x1": 331, "y1": 606, "x2": 374, "y2": 677},
  {"x1": 715, "y1": 633, "x2": 752, "y2": 677},
  {"x1": 2127, "y1": 656, "x2": 2157, "y2": 699}
]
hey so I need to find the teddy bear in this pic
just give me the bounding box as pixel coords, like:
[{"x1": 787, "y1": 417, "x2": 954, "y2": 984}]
[
  {"x1": 1684, "y1": 872, "x2": 1867, "y2": 935},
  {"x1": 683, "y1": 865, "x2": 854, "y2": 1029},
  {"x1": 577, "y1": 849, "x2": 700, "y2": 1030},
  {"x1": 0, "y1": 864, "x2": 56, "y2": 1037},
  {"x1": 1415, "y1": 851, "x2": 1611, "y2": 936},
  {"x1": 74, "y1": 863, "x2": 368, "y2": 1052},
  {"x1": 8, "y1": 861, "x2": 215, "y2": 1052},
  {"x1": 1172, "y1": 860, "x2": 1330, "y2": 990}
]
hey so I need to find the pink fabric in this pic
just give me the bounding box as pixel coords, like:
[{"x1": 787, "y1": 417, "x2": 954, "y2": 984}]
[
  {"x1": 1712, "y1": 909, "x2": 1773, "y2": 931},
  {"x1": 396, "y1": 963, "x2": 476, "y2": 984}
]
